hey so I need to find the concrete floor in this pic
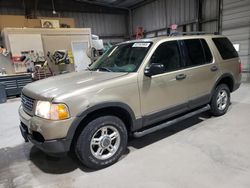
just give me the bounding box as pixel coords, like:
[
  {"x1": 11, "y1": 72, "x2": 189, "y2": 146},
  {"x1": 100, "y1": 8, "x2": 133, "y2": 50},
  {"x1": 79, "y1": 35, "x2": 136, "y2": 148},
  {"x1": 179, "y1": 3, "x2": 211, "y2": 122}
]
[{"x1": 1, "y1": 84, "x2": 250, "y2": 188}]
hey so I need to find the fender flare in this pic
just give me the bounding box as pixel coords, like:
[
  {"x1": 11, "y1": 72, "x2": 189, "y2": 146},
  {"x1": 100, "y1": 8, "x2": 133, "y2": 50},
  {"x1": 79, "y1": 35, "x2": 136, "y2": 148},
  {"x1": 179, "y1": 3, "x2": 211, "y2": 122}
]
[
  {"x1": 66, "y1": 102, "x2": 140, "y2": 141},
  {"x1": 210, "y1": 73, "x2": 235, "y2": 100}
]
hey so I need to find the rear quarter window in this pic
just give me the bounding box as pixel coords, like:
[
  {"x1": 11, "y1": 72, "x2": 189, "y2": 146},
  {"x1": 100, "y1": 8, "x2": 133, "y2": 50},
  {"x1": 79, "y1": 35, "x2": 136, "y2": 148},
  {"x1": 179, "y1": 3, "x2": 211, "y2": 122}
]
[{"x1": 212, "y1": 37, "x2": 239, "y2": 60}]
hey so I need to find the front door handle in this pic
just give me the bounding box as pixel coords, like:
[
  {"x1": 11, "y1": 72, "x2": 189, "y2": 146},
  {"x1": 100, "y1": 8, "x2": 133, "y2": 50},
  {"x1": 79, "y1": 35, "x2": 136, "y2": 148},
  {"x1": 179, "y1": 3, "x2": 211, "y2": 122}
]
[
  {"x1": 176, "y1": 74, "x2": 187, "y2": 80},
  {"x1": 211, "y1": 66, "x2": 218, "y2": 72}
]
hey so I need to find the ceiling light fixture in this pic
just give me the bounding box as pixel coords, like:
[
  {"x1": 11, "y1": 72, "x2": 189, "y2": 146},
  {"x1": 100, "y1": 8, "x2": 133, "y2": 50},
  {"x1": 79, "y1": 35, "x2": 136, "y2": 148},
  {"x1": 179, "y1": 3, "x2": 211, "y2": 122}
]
[{"x1": 51, "y1": 0, "x2": 57, "y2": 15}]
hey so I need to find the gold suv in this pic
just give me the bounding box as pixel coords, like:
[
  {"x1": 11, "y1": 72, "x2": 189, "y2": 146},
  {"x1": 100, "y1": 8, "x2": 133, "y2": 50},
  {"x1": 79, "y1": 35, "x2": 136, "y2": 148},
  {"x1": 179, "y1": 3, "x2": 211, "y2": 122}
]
[{"x1": 19, "y1": 35, "x2": 241, "y2": 169}]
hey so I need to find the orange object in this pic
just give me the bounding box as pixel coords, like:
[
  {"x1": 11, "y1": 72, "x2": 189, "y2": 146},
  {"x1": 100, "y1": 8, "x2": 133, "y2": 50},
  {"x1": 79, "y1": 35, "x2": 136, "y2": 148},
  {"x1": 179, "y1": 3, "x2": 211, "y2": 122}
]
[{"x1": 136, "y1": 27, "x2": 144, "y2": 39}]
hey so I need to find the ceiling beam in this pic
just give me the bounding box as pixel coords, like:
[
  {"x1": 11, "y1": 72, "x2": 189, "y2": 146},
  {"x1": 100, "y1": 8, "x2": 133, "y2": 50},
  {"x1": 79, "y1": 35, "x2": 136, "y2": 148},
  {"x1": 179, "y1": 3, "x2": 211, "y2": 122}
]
[
  {"x1": 0, "y1": 0, "x2": 128, "y2": 14},
  {"x1": 129, "y1": 0, "x2": 157, "y2": 10},
  {"x1": 74, "y1": 0, "x2": 129, "y2": 10}
]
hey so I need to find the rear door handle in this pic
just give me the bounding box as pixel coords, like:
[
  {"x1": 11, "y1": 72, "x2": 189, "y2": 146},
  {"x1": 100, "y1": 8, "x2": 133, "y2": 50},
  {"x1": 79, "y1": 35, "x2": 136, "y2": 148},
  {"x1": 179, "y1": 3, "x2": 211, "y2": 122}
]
[
  {"x1": 211, "y1": 66, "x2": 218, "y2": 72},
  {"x1": 176, "y1": 74, "x2": 187, "y2": 80}
]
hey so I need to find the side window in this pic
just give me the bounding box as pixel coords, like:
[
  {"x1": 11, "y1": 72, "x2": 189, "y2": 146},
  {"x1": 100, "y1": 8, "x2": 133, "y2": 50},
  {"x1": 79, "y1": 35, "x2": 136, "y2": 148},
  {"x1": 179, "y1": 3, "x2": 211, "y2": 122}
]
[
  {"x1": 150, "y1": 41, "x2": 182, "y2": 72},
  {"x1": 212, "y1": 37, "x2": 239, "y2": 60},
  {"x1": 201, "y1": 39, "x2": 213, "y2": 63},
  {"x1": 183, "y1": 39, "x2": 205, "y2": 67}
]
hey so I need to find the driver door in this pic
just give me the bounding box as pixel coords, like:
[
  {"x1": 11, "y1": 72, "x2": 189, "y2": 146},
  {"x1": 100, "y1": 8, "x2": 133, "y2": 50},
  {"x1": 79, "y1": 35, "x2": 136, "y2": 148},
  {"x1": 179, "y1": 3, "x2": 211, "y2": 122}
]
[{"x1": 138, "y1": 40, "x2": 189, "y2": 126}]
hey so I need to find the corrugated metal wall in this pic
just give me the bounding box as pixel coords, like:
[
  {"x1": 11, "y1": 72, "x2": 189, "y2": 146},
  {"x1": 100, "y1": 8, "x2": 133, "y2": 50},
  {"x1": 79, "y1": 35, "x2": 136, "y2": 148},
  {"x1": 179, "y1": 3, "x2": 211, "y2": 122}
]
[
  {"x1": 0, "y1": 1, "x2": 221, "y2": 41},
  {"x1": 131, "y1": 0, "x2": 219, "y2": 37},
  {"x1": 0, "y1": 7, "x2": 128, "y2": 43},
  {"x1": 201, "y1": 0, "x2": 219, "y2": 33},
  {"x1": 132, "y1": 0, "x2": 197, "y2": 37},
  {"x1": 222, "y1": 0, "x2": 250, "y2": 73}
]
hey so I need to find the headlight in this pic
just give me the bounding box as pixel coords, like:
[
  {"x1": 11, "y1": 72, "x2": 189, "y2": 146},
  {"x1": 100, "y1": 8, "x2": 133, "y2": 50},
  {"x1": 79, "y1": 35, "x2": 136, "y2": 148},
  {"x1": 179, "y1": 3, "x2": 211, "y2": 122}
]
[{"x1": 35, "y1": 101, "x2": 70, "y2": 120}]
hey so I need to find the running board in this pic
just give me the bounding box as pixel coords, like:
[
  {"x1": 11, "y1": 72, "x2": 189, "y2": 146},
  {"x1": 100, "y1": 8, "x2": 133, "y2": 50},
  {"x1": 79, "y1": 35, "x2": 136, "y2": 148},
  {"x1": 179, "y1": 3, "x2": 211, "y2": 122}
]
[{"x1": 133, "y1": 104, "x2": 211, "y2": 138}]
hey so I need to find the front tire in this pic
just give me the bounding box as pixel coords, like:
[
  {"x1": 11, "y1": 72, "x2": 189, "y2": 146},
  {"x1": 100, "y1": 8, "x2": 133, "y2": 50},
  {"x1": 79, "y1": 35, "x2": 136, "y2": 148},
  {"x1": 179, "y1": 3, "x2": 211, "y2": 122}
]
[
  {"x1": 75, "y1": 115, "x2": 127, "y2": 169},
  {"x1": 210, "y1": 84, "x2": 230, "y2": 116}
]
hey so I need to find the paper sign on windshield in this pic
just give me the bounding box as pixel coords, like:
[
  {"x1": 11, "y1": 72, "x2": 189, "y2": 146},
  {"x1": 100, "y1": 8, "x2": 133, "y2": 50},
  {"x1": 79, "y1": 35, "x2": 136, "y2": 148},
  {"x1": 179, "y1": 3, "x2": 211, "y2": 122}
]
[{"x1": 132, "y1": 43, "x2": 151, "y2": 48}]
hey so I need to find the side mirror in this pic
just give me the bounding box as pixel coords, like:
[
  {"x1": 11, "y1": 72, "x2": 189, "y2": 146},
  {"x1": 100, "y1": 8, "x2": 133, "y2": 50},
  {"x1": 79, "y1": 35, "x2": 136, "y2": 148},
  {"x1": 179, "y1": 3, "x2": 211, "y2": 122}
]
[{"x1": 144, "y1": 63, "x2": 165, "y2": 77}]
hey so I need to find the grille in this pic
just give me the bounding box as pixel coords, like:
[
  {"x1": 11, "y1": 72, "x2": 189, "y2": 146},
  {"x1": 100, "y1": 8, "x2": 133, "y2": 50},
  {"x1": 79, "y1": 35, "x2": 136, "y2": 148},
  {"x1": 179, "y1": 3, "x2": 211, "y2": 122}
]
[{"x1": 21, "y1": 94, "x2": 35, "y2": 112}]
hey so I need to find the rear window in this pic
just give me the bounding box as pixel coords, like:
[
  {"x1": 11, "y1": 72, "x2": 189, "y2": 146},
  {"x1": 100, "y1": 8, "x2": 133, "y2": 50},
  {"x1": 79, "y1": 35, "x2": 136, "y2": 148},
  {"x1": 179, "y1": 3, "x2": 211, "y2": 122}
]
[{"x1": 212, "y1": 37, "x2": 238, "y2": 60}]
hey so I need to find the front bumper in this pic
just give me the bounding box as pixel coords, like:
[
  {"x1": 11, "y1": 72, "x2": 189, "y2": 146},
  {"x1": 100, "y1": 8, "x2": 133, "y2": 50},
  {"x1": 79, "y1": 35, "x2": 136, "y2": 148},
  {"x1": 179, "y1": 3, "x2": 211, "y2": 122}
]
[
  {"x1": 20, "y1": 123, "x2": 71, "y2": 154},
  {"x1": 19, "y1": 106, "x2": 74, "y2": 154}
]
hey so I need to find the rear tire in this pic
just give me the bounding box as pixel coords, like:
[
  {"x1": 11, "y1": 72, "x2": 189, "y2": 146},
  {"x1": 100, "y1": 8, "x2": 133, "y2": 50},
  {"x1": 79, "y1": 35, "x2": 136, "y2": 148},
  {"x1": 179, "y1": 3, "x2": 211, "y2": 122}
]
[
  {"x1": 210, "y1": 84, "x2": 230, "y2": 116},
  {"x1": 75, "y1": 115, "x2": 127, "y2": 169}
]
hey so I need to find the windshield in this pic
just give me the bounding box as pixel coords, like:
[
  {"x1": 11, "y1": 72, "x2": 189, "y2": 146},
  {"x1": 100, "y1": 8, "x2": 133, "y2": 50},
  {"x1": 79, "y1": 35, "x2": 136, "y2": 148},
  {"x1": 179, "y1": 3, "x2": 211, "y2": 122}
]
[{"x1": 89, "y1": 42, "x2": 152, "y2": 72}]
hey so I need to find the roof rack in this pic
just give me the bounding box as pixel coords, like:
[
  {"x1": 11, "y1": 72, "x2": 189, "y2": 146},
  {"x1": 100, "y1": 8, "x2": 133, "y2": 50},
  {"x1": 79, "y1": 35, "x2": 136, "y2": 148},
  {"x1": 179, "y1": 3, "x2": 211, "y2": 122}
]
[
  {"x1": 145, "y1": 30, "x2": 220, "y2": 39},
  {"x1": 169, "y1": 31, "x2": 219, "y2": 36}
]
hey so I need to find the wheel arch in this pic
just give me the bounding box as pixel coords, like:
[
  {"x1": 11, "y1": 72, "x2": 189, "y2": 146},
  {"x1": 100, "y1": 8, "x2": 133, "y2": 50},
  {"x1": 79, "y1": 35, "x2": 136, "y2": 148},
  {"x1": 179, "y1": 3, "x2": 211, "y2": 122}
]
[
  {"x1": 67, "y1": 102, "x2": 141, "y2": 147},
  {"x1": 213, "y1": 73, "x2": 235, "y2": 93}
]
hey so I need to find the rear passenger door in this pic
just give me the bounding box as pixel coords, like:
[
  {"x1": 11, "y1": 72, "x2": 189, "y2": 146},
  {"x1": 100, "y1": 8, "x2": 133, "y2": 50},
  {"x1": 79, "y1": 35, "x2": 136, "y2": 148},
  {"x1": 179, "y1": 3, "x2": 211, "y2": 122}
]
[{"x1": 180, "y1": 39, "x2": 220, "y2": 109}]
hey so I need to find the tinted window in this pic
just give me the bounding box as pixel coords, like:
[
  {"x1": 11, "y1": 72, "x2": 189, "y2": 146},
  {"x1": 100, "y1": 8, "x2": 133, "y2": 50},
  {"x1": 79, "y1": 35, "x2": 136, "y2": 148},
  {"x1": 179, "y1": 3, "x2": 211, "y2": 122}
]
[
  {"x1": 212, "y1": 37, "x2": 238, "y2": 60},
  {"x1": 150, "y1": 41, "x2": 181, "y2": 72},
  {"x1": 183, "y1": 39, "x2": 205, "y2": 67},
  {"x1": 201, "y1": 39, "x2": 213, "y2": 63},
  {"x1": 182, "y1": 39, "x2": 213, "y2": 67}
]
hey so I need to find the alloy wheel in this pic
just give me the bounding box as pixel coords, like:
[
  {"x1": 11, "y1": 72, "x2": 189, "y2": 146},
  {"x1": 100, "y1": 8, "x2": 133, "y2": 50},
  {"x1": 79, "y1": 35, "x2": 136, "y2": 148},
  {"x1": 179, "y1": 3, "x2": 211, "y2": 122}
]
[{"x1": 90, "y1": 126, "x2": 121, "y2": 160}]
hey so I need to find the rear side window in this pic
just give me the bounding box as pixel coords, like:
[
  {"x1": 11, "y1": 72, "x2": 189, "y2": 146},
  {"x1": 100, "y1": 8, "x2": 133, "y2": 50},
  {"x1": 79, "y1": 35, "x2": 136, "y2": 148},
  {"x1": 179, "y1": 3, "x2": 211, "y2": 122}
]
[
  {"x1": 212, "y1": 37, "x2": 238, "y2": 60},
  {"x1": 182, "y1": 39, "x2": 212, "y2": 67}
]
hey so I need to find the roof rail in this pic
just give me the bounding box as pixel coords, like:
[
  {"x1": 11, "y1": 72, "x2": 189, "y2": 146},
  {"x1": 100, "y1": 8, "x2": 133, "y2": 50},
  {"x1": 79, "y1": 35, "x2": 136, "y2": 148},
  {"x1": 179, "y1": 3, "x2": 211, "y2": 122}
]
[{"x1": 169, "y1": 31, "x2": 219, "y2": 36}]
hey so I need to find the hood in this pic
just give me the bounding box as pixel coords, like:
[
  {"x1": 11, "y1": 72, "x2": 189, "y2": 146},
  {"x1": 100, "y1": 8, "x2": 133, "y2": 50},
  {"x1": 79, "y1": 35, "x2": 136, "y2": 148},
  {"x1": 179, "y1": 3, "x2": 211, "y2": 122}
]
[{"x1": 22, "y1": 71, "x2": 128, "y2": 100}]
